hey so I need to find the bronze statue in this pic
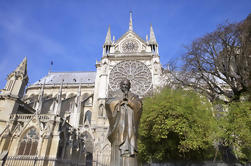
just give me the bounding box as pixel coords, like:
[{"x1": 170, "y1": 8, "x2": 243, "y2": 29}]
[{"x1": 105, "y1": 79, "x2": 142, "y2": 166}]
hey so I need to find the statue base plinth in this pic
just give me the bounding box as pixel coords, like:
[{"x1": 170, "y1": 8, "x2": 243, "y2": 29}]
[
  {"x1": 110, "y1": 144, "x2": 138, "y2": 166},
  {"x1": 120, "y1": 154, "x2": 138, "y2": 166}
]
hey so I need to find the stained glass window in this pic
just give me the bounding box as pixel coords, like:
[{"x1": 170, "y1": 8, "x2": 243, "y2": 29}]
[
  {"x1": 121, "y1": 39, "x2": 139, "y2": 53},
  {"x1": 84, "y1": 110, "x2": 92, "y2": 124},
  {"x1": 109, "y1": 60, "x2": 152, "y2": 97},
  {"x1": 17, "y1": 127, "x2": 39, "y2": 155}
]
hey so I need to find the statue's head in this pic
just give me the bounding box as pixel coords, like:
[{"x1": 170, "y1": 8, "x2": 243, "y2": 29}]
[{"x1": 120, "y1": 79, "x2": 131, "y2": 93}]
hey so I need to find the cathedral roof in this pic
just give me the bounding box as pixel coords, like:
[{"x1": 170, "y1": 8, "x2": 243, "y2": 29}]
[{"x1": 33, "y1": 71, "x2": 96, "y2": 85}]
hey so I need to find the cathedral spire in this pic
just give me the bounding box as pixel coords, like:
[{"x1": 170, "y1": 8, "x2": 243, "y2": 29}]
[
  {"x1": 55, "y1": 79, "x2": 63, "y2": 115},
  {"x1": 104, "y1": 25, "x2": 112, "y2": 45},
  {"x1": 73, "y1": 83, "x2": 81, "y2": 128},
  {"x1": 149, "y1": 24, "x2": 157, "y2": 44},
  {"x1": 58, "y1": 79, "x2": 63, "y2": 99},
  {"x1": 129, "y1": 11, "x2": 133, "y2": 31},
  {"x1": 77, "y1": 83, "x2": 81, "y2": 98},
  {"x1": 15, "y1": 56, "x2": 27, "y2": 76},
  {"x1": 36, "y1": 79, "x2": 46, "y2": 114},
  {"x1": 75, "y1": 83, "x2": 82, "y2": 106},
  {"x1": 2, "y1": 57, "x2": 28, "y2": 97}
]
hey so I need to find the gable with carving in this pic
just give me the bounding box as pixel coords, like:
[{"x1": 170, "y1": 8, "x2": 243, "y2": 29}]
[{"x1": 113, "y1": 31, "x2": 150, "y2": 54}]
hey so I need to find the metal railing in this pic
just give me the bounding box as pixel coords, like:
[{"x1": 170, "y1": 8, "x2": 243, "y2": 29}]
[{"x1": 4, "y1": 156, "x2": 89, "y2": 166}]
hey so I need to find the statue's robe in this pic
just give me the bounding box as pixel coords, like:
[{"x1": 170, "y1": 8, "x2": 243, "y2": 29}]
[{"x1": 105, "y1": 90, "x2": 142, "y2": 166}]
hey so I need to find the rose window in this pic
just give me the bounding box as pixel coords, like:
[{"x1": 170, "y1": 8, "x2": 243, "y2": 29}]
[
  {"x1": 121, "y1": 39, "x2": 139, "y2": 53},
  {"x1": 108, "y1": 61, "x2": 152, "y2": 97}
]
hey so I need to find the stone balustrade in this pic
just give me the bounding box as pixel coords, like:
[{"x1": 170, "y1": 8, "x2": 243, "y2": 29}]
[{"x1": 10, "y1": 114, "x2": 54, "y2": 122}]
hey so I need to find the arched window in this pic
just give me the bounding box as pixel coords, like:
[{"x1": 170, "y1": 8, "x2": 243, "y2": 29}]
[
  {"x1": 82, "y1": 93, "x2": 89, "y2": 100},
  {"x1": 67, "y1": 93, "x2": 76, "y2": 99},
  {"x1": 57, "y1": 132, "x2": 65, "y2": 159},
  {"x1": 6, "y1": 80, "x2": 14, "y2": 91},
  {"x1": 86, "y1": 152, "x2": 93, "y2": 166},
  {"x1": 98, "y1": 104, "x2": 104, "y2": 117},
  {"x1": 84, "y1": 110, "x2": 92, "y2": 124},
  {"x1": 18, "y1": 127, "x2": 39, "y2": 155}
]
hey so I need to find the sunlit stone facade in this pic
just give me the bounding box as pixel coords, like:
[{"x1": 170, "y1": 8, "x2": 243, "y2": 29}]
[{"x1": 0, "y1": 14, "x2": 163, "y2": 165}]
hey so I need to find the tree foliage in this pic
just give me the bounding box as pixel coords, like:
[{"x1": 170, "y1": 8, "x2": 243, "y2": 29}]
[
  {"x1": 138, "y1": 88, "x2": 217, "y2": 162},
  {"x1": 169, "y1": 14, "x2": 250, "y2": 102},
  {"x1": 138, "y1": 88, "x2": 251, "y2": 163},
  {"x1": 139, "y1": 14, "x2": 251, "y2": 164},
  {"x1": 217, "y1": 101, "x2": 251, "y2": 162}
]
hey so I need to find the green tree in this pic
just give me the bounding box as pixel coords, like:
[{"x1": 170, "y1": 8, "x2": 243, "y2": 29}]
[
  {"x1": 217, "y1": 101, "x2": 251, "y2": 162},
  {"x1": 138, "y1": 88, "x2": 217, "y2": 163}
]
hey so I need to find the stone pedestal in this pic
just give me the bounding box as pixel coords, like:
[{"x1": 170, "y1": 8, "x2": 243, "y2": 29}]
[{"x1": 121, "y1": 155, "x2": 138, "y2": 166}]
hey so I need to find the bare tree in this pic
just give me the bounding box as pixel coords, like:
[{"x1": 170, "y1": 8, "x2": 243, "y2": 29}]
[{"x1": 169, "y1": 15, "x2": 250, "y2": 102}]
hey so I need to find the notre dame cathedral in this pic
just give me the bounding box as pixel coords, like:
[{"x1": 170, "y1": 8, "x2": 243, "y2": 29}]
[{"x1": 0, "y1": 13, "x2": 163, "y2": 166}]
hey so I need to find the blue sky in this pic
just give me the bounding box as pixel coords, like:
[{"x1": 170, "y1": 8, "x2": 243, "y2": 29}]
[{"x1": 0, "y1": 0, "x2": 250, "y2": 88}]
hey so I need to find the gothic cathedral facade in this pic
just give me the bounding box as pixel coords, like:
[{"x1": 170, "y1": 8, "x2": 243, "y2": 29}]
[{"x1": 0, "y1": 13, "x2": 163, "y2": 166}]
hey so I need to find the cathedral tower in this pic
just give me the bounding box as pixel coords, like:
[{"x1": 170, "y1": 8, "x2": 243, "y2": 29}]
[
  {"x1": 92, "y1": 13, "x2": 163, "y2": 164},
  {"x1": 0, "y1": 57, "x2": 29, "y2": 132},
  {"x1": 94, "y1": 12, "x2": 162, "y2": 119},
  {"x1": 2, "y1": 57, "x2": 28, "y2": 98}
]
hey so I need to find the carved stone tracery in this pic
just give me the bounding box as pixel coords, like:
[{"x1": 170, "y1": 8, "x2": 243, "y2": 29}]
[
  {"x1": 121, "y1": 39, "x2": 139, "y2": 53},
  {"x1": 108, "y1": 60, "x2": 152, "y2": 97},
  {"x1": 17, "y1": 127, "x2": 39, "y2": 155}
]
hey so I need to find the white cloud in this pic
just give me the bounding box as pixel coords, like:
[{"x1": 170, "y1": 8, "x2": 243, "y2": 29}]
[
  {"x1": 0, "y1": 12, "x2": 68, "y2": 87},
  {"x1": 0, "y1": 13, "x2": 65, "y2": 58}
]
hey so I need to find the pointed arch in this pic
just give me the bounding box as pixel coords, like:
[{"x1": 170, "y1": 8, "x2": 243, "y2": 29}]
[
  {"x1": 84, "y1": 110, "x2": 92, "y2": 124},
  {"x1": 67, "y1": 93, "x2": 76, "y2": 99},
  {"x1": 101, "y1": 144, "x2": 110, "y2": 152},
  {"x1": 82, "y1": 93, "x2": 89, "y2": 100},
  {"x1": 100, "y1": 144, "x2": 111, "y2": 166},
  {"x1": 98, "y1": 104, "x2": 105, "y2": 117},
  {"x1": 17, "y1": 127, "x2": 39, "y2": 156},
  {"x1": 57, "y1": 131, "x2": 66, "y2": 159},
  {"x1": 82, "y1": 128, "x2": 94, "y2": 141}
]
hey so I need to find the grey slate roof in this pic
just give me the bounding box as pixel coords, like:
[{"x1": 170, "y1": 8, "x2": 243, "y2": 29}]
[{"x1": 33, "y1": 71, "x2": 96, "y2": 85}]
